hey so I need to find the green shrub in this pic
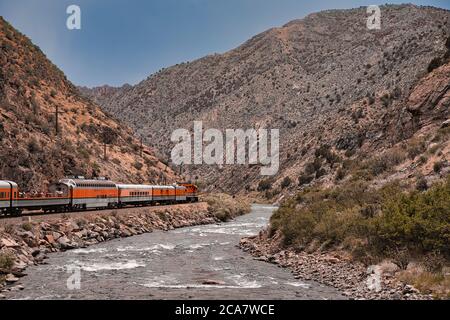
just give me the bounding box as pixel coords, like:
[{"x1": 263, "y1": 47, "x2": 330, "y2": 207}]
[
  {"x1": 416, "y1": 176, "x2": 428, "y2": 191},
  {"x1": 280, "y1": 176, "x2": 292, "y2": 189},
  {"x1": 257, "y1": 178, "x2": 273, "y2": 192},
  {"x1": 133, "y1": 161, "x2": 143, "y2": 171},
  {"x1": 407, "y1": 140, "x2": 427, "y2": 160},
  {"x1": 298, "y1": 174, "x2": 314, "y2": 186},
  {"x1": 372, "y1": 178, "x2": 450, "y2": 255},
  {"x1": 27, "y1": 137, "x2": 41, "y2": 153},
  {"x1": 362, "y1": 149, "x2": 406, "y2": 176},
  {"x1": 335, "y1": 167, "x2": 346, "y2": 181},
  {"x1": 0, "y1": 253, "x2": 14, "y2": 270},
  {"x1": 433, "y1": 161, "x2": 443, "y2": 173},
  {"x1": 21, "y1": 222, "x2": 32, "y2": 231},
  {"x1": 271, "y1": 176, "x2": 450, "y2": 259}
]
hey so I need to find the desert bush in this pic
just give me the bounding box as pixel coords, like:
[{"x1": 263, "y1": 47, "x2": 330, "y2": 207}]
[
  {"x1": 304, "y1": 158, "x2": 322, "y2": 176},
  {"x1": 203, "y1": 193, "x2": 251, "y2": 222},
  {"x1": 422, "y1": 251, "x2": 446, "y2": 273},
  {"x1": 133, "y1": 161, "x2": 143, "y2": 171},
  {"x1": 3, "y1": 224, "x2": 14, "y2": 234},
  {"x1": 280, "y1": 176, "x2": 292, "y2": 189},
  {"x1": 271, "y1": 181, "x2": 374, "y2": 247},
  {"x1": 387, "y1": 247, "x2": 411, "y2": 270},
  {"x1": 271, "y1": 176, "x2": 450, "y2": 260},
  {"x1": 363, "y1": 149, "x2": 406, "y2": 176},
  {"x1": 372, "y1": 178, "x2": 450, "y2": 256},
  {"x1": 77, "y1": 146, "x2": 91, "y2": 160},
  {"x1": 335, "y1": 167, "x2": 347, "y2": 181},
  {"x1": 416, "y1": 176, "x2": 428, "y2": 191},
  {"x1": 407, "y1": 140, "x2": 427, "y2": 160},
  {"x1": 257, "y1": 178, "x2": 273, "y2": 192},
  {"x1": 0, "y1": 252, "x2": 14, "y2": 270},
  {"x1": 433, "y1": 161, "x2": 444, "y2": 173},
  {"x1": 27, "y1": 137, "x2": 41, "y2": 153},
  {"x1": 419, "y1": 155, "x2": 428, "y2": 165},
  {"x1": 298, "y1": 174, "x2": 314, "y2": 186},
  {"x1": 21, "y1": 222, "x2": 32, "y2": 231}
]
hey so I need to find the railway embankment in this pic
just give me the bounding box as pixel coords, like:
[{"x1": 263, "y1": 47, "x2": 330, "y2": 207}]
[{"x1": 0, "y1": 195, "x2": 250, "y2": 295}]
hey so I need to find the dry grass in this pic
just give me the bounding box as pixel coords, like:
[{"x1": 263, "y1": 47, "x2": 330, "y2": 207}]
[
  {"x1": 398, "y1": 268, "x2": 450, "y2": 299},
  {"x1": 202, "y1": 193, "x2": 251, "y2": 222}
]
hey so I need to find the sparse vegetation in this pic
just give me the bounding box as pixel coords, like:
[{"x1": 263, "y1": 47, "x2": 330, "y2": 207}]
[
  {"x1": 0, "y1": 252, "x2": 14, "y2": 270},
  {"x1": 257, "y1": 178, "x2": 273, "y2": 192},
  {"x1": 433, "y1": 161, "x2": 444, "y2": 173},
  {"x1": 271, "y1": 176, "x2": 450, "y2": 262},
  {"x1": 27, "y1": 137, "x2": 41, "y2": 153},
  {"x1": 280, "y1": 176, "x2": 292, "y2": 189},
  {"x1": 133, "y1": 161, "x2": 144, "y2": 171},
  {"x1": 203, "y1": 193, "x2": 251, "y2": 222},
  {"x1": 416, "y1": 176, "x2": 428, "y2": 191},
  {"x1": 21, "y1": 222, "x2": 32, "y2": 232}
]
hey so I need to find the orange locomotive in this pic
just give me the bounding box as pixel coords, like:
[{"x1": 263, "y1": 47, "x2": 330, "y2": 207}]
[{"x1": 0, "y1": 177, "x2": 198, "y2": 216}]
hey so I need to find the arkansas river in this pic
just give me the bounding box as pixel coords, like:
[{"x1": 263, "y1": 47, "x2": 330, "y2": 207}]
[{"x1": 7, "y1": 204, "x2": 344, "y2": 300}]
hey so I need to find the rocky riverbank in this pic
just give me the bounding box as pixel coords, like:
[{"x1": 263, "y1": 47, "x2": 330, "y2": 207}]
[
  {"x1": 0, "y1": 202, "x2": 226, "y2": 296},
  {"x1": 240, "y1": 230, "x2": 432, "y2": 300}
]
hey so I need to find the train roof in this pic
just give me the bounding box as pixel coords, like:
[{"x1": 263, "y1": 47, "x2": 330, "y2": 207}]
[
  {"x1": 116, "y1": 184, "x2": 185, "y2": 190},
  {"x1": 59, "y1": 179, "x2": 116, "y2": 187},
  {"x1": 0, "y1": 181, "x2": 18, "y2": 188}
]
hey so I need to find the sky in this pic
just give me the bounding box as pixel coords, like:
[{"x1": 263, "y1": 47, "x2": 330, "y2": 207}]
[{"x1": 0, "y1": 0, "x2": 449, "y2": 87}]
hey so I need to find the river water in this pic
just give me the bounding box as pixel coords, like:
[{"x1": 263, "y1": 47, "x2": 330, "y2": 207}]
[{"x1": 7, "y1": 204, "x2": 344, "y2": 300}]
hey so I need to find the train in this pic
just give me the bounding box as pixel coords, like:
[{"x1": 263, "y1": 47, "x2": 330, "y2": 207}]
[{"x1": 0, "y1": 177, "x2": 199, "y2": 217}]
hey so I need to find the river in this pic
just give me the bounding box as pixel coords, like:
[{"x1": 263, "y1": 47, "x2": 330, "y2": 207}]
[{"x1": 7, "y1": 204, "x2": 344, "y2": 300}]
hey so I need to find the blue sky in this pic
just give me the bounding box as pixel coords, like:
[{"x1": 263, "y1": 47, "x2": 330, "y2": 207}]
[{"x1": 0, "y1": 0, "x2": 449, "y2": 87}]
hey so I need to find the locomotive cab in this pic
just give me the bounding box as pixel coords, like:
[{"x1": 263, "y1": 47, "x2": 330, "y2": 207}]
[{"x1": 178, "y1": 183, "x2": 199, "y2": 203}]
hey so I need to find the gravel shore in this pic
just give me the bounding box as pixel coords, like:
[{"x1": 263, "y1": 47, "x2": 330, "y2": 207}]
[{"x1": 240, "y1": 230, "x2": 432, "y2": 300}]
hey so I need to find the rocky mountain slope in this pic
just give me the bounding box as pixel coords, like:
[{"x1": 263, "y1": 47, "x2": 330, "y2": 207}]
[
  {"x1": 80, "y1": 4, "x2": 450, "y2": 196},
  {"x1": 0, "y1": 17, "x2": 177, "y2": 191}
]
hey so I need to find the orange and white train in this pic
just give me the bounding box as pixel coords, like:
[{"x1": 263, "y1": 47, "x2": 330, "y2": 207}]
[{"x1": 0, "y1": 178, "x2": 198, "y2": 216}]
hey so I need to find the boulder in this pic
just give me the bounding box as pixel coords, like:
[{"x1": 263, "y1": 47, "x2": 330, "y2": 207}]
[
  {"x1": 5, "y1": 274, "x2": 19, "y2": 283},
  {"x1": 0, "y1": 238, "x2": 19, "y2": 248},
  {"x1": 56, "y1": 236, "x2": 77, "y2": 249},
  {"x1": 44, "y1": 234, "x2": 55, "y2": 244}
]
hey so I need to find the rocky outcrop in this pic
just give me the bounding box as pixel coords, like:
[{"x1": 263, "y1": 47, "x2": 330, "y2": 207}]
[
  {"x1": 407, "y1": 62, "x2": 450, "y2": 122},
  {"x1": 0, "y1": 203, "x2": 214, "y2": 294},
  {"x1": 240, "y1": 231, "x2": 431, "y2": 300}
]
